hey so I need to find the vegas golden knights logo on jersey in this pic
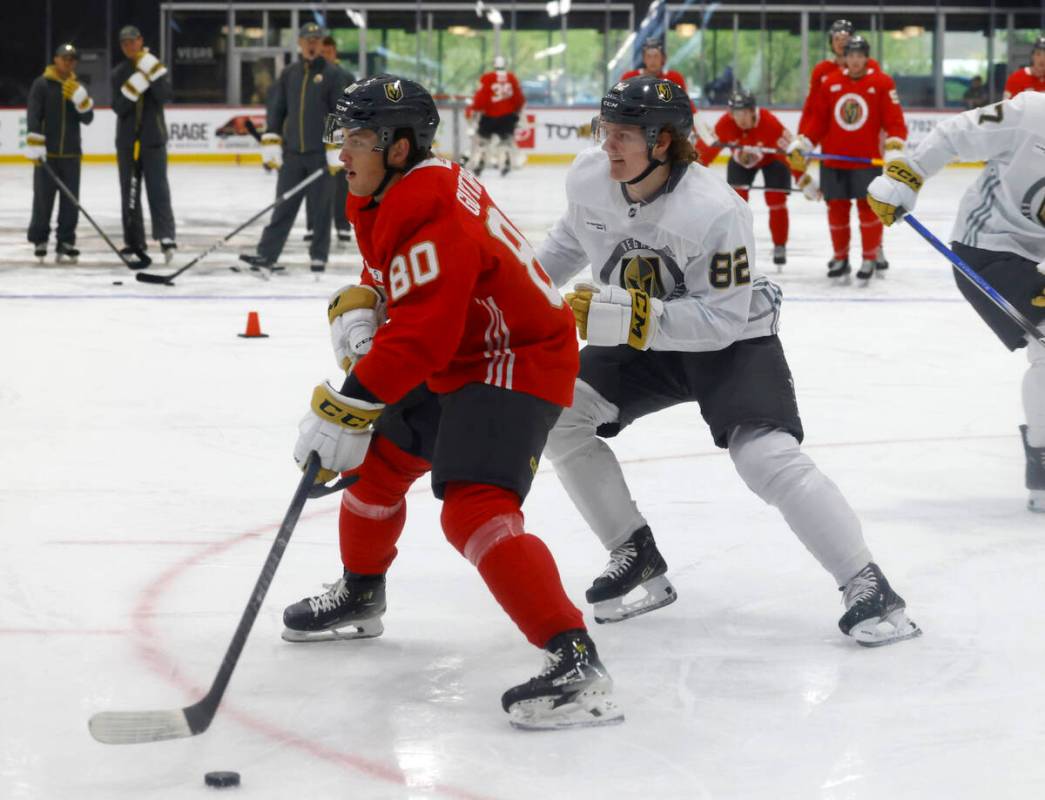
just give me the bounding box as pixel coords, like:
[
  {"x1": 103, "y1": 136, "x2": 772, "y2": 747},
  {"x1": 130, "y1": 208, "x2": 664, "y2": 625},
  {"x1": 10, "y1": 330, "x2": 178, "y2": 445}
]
[
  {"x1": 384, "y1": 81, "x2": 404, "y2": 102},
  {"x1": 622, "y1": 254, "x2": 662, "y2": 297}
]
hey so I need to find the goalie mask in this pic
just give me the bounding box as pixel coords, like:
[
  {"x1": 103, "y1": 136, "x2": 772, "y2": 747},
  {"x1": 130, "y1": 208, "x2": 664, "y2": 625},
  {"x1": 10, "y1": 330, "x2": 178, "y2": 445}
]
[
  {"x1": 323, "y1": 74, "x2": 440, "y2": 197},
  {"x1": 594, "y1": 75, "x2": 693, "y2": 185}
]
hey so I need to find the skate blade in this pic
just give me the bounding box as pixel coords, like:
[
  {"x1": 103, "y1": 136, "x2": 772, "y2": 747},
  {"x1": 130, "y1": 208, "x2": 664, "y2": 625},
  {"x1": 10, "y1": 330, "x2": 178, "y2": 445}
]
[
  {"x1": 507, "y1": 685, "x2": 624, "y2": 731},
  {"x1": 852, "y1": 609, "x2": 922, "y2": 648},
  {"x1": 55, "y1": 255, "x2": 78, "y2": 265},
  {"x1": 593, "y1": 575, "x2": 677, "y2": 624},
  {"x1": 281, "y1": 618, "x2": 384, "y2": 642}
]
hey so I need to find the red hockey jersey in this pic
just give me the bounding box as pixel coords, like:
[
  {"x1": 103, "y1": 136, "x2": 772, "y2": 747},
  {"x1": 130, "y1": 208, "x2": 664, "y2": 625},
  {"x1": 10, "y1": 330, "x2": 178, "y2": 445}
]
[
  {"x1": 799, "y1": 57, "x2": 881, "y2": 137},
  {"x1": 1004, "y1": 67, "x2": 1045, "y2": 99},
  {"x1": 468, "y1": 70, "x2": 525, "y2": 119},
  {"x1": 346, "y1": 159, "x2": 577, "y2": 408},
  {"x1": 702, "y1": 108, "x2": 793, "y2": 171},
  {"x1": 804, "y1": 68, "x2": 907, "y2": 169}
]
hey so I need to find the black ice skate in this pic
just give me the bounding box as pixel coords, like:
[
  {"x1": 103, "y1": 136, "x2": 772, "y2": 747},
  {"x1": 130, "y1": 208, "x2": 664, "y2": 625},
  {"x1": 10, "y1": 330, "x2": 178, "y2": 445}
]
[
  {"x1": 586, "y1": 526, "x2": 677, "y2": 624},
  {"x1": 236, "y1": 253, "x2": 285, "y2": 275},
  {"x1": 337, "y1": 229, "x2": 353, "y2": 245},
  {"x1": 875, "y1": 245, "x2": 889, "y2": 273},
  {"x1": 160, "y1": 239, "x2": 177, "y2": 264},
  {"x1": 839, "y1": 563, "x2": 921, "y2": 647},
  {"x1": 827, "y1": 258, "x2": 851, "y2": 279},
  {"x1": 501, "y1": 629, "x2": 623, "y2": 730},
  {"x1": 282, "y1": 571, "x2": 386, "y2": 642},
  {"x1": 856, "y1": 259, "x2": 875, "y2": 282},
  {"x1": 1019, "y1": 425, "x2": 1045, "y2": 512},
  {"x1": 55, "y1": 242, "x2": 79, "y2": 264},
  {"x1": 772, "y1": 245, "x2": 786, "y2": 268},
  {"x1": 33, "y1": 243, "x2": 47, "y2": 263}
]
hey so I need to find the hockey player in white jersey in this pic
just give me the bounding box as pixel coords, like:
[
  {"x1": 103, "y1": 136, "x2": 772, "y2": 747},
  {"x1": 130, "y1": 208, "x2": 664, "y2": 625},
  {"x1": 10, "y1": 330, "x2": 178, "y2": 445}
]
[
  {"x1": 868, "y1": 91, "x2": 1045, "y2": 511},
  {"x1": 538, "y1": 75, "x2": 921, "y2": 646}
]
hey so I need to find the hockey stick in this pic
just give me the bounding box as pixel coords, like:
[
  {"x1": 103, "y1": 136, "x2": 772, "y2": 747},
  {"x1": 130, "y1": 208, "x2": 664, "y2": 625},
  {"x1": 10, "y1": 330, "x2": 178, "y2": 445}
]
[
  {"x1": 903, "y1": 212, "x2": 1045, "y2": 347},
  {"x1": 731, "y1": 184, "x2": 801, "y2": 194},
  {"x1": 40, "y1": 160, "x2": 151, "y2": 270},
  {"x1": 88, "y1": 452, "x2": 323, "y2": 744},
  {"x1": 713, "y1": 142, "x2": 883, "y2": 167},
  {"x1": 135, "y1": 168, "x2": 325, "y2": 285}
]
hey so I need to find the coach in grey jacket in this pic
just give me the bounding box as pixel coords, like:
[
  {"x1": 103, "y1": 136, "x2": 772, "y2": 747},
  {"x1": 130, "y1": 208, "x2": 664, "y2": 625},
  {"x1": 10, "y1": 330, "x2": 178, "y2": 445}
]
[
  {"x1": 26, "y1": 44, "x2": 95, "y2": 262},
  {"x1": 111, "y1": 24, "x2": 177, "y2": 261},
  {"x1": 241, "y1": 23, "x2": 348, "y2": 273}
]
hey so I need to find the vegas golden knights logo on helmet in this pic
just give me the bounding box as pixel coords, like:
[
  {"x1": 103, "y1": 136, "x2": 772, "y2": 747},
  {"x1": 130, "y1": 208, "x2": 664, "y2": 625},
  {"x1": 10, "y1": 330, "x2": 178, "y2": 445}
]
[
  {"x1": 622, "y1": 255, "x2": 662, "y2": 297},
  {"x1": 384, "y1": 80, "x2": 404, "y2": 102},
  {"x1": 655, "y1": 82, "x2": 673, "y2": 102}
]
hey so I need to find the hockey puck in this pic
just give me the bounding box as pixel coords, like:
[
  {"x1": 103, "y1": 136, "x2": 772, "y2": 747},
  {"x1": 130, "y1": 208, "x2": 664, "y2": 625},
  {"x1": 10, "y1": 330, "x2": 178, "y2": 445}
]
[
  {"x1": 112, "y1": 280, "x2": 123, "y2": 286},
  {"x1": 204, "y1": 771, "x2": 240, "y2": 788}
]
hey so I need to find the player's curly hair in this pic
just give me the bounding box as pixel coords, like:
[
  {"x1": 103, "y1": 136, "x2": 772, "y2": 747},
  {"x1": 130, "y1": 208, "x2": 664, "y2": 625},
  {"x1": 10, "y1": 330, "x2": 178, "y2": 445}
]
[{"x1": 666, "y1": 127, "x2": 698, "y2": 165}]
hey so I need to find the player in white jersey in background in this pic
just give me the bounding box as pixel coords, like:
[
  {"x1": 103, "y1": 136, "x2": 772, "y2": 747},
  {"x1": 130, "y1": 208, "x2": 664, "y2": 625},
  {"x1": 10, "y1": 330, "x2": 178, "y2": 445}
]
[
  {"x1": 867, "y1": 92, "x2": 1045, "y2": 511},
  {"x1": 537, "y1": 76, "x2": 921, "y2": 646}
]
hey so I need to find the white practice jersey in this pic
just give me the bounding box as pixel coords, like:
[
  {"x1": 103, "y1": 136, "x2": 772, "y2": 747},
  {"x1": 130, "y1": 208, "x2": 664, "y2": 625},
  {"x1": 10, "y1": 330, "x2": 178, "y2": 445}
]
[
  {"x1": 537, "y1": 147, "x2": 782, "y2": 352},
  {"x1": 909, "y1": 91, "x2": 1045, "y2": 263}
]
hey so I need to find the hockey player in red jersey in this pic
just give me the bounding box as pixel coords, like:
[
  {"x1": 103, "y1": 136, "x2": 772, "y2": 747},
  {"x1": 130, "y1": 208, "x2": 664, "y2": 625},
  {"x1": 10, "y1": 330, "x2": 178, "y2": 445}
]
[
  {"x1": 789, "y1": 35, "x2": 907, "y2": 282},
  {"x1": 701, "y1": 89, "x2": 820, "y2": 268},
  {"x1": 797, "y1": 19, "x2": 882, "y2": 141},
  {"x1": 464, "y1": 56, "x2": 525, "y2": 177},
  {"x1": 1004, "y1": 36, "x2": 1045, "y2": 99},
  {"x1": 285, "y1": 74, "x2": 621, "y2": 730}
]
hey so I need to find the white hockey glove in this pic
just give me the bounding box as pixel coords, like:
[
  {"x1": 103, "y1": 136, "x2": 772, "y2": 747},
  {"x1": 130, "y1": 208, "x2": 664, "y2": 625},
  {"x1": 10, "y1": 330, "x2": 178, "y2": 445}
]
[
  {"x1": 883, "y1": 137, "x2": 906, "y2": 163},
  {"x1": 261, "y1": 133, "x2": 283, "y2": 171},
  {"x1": 866, "y1": 159, "x2": 926, "y2": 226},
  {"x1": 786, "y1": 135, "x2": 812, "y2": 173},
  {"x1": 134, "y1": 51, "x2": 168, "y2": 82},
  {"x1": 797, "y1": 172, "x2": 821, "y2": 202},
  {"x1": 325, "y1": 143, "x2": 343, "y2": 175},
  {"x1": 565, "y1": 283, "x2": 664, "y2": 351},
  {"x1": 25, "y1": 132, "x2": 46, "y2": 164},
  {"x1": 62, "y1": 78, "x2": 93, "y2": 113},
  {"x1": 120, "y1": 69, "x2": 150, "y2": 102},
  {"x1": 328, "y1": 284, "x2": 385, "y2": 371},
  {"x1": 294, "y1": 382, "x2": 384, "y2": 483}
]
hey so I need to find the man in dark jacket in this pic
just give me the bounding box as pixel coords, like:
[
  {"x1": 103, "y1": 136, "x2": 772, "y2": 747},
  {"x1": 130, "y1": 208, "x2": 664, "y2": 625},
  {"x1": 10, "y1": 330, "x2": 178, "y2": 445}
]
[
  {"x1": 240, "y1": 23, "x2": 348, "y2": 273},
  {"x1": 111, "y1": 24, "x2": 177, "y2": 262},
  {"x1": 26, "y1": 43, "x2": 95, "y2": 263}
]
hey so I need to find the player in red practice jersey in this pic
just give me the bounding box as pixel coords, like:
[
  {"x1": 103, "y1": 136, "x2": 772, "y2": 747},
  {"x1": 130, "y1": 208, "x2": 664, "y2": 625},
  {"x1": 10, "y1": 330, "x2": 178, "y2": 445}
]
[
  {"x1": 464, "y1": 56, "x2": 525, "y2": 177},
  {"x1": 285, "y1": 74, "x2": 622, "y2": 731},
  {"x1": 1004, "y1": 36, "x2": 1045, "y2": 99},
  {"x1": 701, "y1": 90, "x2": 820, "y2": 269},
  {"x1": 789, "y1": 36, "x2": 907, "y2": 282},
  {"x1": 621, "y1": 39, "x2": 714, "y2": 162},
  {"x1": 797, "y1": 19, "x2": 882, "y2": 140}
]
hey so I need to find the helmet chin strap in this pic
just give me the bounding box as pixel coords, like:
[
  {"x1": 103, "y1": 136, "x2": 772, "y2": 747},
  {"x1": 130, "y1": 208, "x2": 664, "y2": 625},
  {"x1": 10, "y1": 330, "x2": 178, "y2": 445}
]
[
  {"x1": 624, "y1": 151, "x2": 667, "y2": 185},
  {"x1": 370, "y1": 133, "x2": 408, "y2": 201}
]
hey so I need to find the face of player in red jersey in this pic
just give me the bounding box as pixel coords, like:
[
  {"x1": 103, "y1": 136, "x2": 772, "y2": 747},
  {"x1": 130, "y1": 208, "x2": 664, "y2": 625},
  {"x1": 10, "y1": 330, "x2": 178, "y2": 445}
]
[
  {"x1": 731, "y1": 108, "x2": 756, "y2": 130},
  {"x1": 338, "y1": 129, "x2": 409, "y2": 198},
  {"x1": 642, "y1": 48, "x2": 665, "y2": 74},
  {"x1": 845, "y1": 51, "x2": 868, "y2": 77},
  {"x1": 831, "y1": 32, "x2": 849, "y2": 58},
  {"x1": 1033, "y1": 49, "x2": 1045, "y2": 77}
]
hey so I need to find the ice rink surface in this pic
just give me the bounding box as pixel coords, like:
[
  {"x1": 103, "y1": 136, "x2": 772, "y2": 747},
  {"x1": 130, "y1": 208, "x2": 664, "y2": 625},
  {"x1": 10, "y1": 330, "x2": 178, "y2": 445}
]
[{"x1": 3, "y1": 159, "x2": 1044, "y2": 799}]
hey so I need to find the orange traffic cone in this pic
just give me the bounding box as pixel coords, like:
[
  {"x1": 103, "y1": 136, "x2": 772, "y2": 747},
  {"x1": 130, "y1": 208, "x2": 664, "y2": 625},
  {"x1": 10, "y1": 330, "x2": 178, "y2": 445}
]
[{"x1": 237, "y1": 310, "x2": 269, "y2": 338}]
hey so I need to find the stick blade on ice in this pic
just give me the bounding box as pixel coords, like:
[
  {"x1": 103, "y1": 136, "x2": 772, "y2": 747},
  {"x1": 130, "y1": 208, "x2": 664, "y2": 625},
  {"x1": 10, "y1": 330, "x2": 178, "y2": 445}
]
[{"x1": 88, "y1": 709, "x2": 193, "y2": 744}]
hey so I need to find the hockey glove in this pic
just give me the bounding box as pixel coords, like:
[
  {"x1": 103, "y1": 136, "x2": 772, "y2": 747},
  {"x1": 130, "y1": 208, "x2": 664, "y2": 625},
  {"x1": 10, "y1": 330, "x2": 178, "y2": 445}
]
[
  {"x1": 294, "y1": 382, "x2": 385, "y2": 483},
  {"x1": 565, "y1": 283, "x2": 663, "y2": 351},
  {"x1": 134, "y1": 51, "x2": 168, "y2": 82},
  {"x1": 61, "y1": 78, "x2": 94, "y2": 113},
  {"x1": 785, "y1": 136, "x2": 812, "y2": 173},
  {"x1": 25, "y1": 133, "x2": 46, "y2": 164},
  {"x1": 328, "y1": 284, "x2": 385, "y2": 371},
  {"x1": 797, "y1": 172, "x2": 821, "y2": 202},
  {"x1": 866, "y1": 159, "x2": 926, "y2": 226},
  {"x1": 120, "y1": 69, "x2": 150, "y2": 102},
  {"x1": 883, "y1": 137, "x2": 906, "y2": 163},
  {"x1": 261, "y1": 133, "x2": 283, "y2": 171},
  {"x1": 326, "y1": 143, "x2": 344, "y2": 174}
]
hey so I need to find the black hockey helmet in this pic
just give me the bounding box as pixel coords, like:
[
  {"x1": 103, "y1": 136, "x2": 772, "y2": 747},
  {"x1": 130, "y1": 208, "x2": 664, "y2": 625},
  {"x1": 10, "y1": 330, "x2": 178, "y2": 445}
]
[
  {"x1": 323, "y1": 74, "x2": 440, "y2": 153},
  {"x1": 600, "y1": 76, "x2": 693, "y2": 149},
  {"x1": 844, "y1": 35, "x2": 871, "y2": 57},
  {"x1": 1033, "y1": 35, "x2": 1045, "y2": 53},
  {"x1": 829, "y1": 19, "x2": 854, "y2": 37},
  {"x1": 641, "y1": 37, "x2": 665, "y2": 53},
  {"x1": 727, "y1": 89, "x2": 756, "y2": 110}
]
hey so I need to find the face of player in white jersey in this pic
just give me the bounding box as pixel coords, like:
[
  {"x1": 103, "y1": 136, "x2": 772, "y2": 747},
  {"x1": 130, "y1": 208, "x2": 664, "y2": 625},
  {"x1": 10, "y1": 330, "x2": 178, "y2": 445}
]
[{"x1": 594, "y1": 119, "x2": 672, "y2": 186}]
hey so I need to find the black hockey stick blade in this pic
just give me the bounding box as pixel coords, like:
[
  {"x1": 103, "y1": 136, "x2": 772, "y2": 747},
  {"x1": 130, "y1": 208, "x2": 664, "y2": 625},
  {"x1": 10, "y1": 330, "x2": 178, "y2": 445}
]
[{"x1": 88, "y1": 453, "x2": 323, "y2": 744}]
